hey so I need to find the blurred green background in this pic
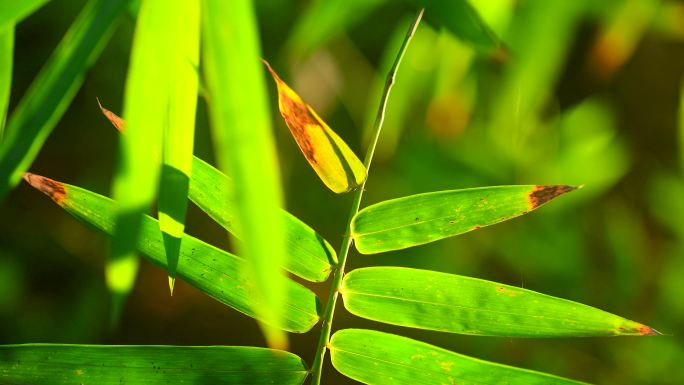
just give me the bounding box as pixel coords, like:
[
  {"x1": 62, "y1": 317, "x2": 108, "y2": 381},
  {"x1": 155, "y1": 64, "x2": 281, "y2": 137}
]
[{"x1": 1, "y1": 0, "x2": 684, "y2": 384}]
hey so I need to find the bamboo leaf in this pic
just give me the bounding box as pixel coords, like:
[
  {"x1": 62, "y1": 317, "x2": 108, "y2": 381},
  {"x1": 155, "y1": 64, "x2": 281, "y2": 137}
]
[
  {"x1": 0, "y1": 0, "x2": 127, "y2": 200},
  {"x1": 202, "y1": 0, "x2": 290, "y2": 348},
  {"x1": 23, "y1": 173, "x2": 321, "y2": 333},
  {"x1": 404, "y1": 0, "x2": 499, "y2": 50},
  {"x1": 158, "y1": 0, "x2": 200, "y2": 295},
  {"x1": 341, "y1": 267, "x2": 658, "y2": 337},
  {"x1": 330, "y1": 329, "x2": 589, "y2": 385},
  {"x1": 352, "y1": 185, "x2": 578, "y2": 254},
  {"x1": 109, "y1": 0, "x2": 176, "y2": 322},
  {"x1": 0, "y1": 23, "x2": 12, "y2": 140},
  {"x1": 264, "y1": 61, "x2": 367, "y2": 194},
  {"x1": 0, "y1": 344, "x2": 308, "y2": 384},
  {"x1": 0, "y1": 0, "x2": 51, "y2": 29},
  {"x1": 98, "y1": 103, "x2": 336, "y2": 281},
  {"x1": 190, "y1": 157, "x2": 336, "y2": 281}
]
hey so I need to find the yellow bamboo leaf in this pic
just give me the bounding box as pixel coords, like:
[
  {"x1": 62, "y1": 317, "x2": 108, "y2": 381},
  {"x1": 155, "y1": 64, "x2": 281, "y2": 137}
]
[{"x1": 263, "y1": 61, "x2": 366, "y2": 193}]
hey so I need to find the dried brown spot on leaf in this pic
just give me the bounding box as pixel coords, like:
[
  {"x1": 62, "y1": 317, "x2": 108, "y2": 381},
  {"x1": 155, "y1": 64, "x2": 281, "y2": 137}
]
[
  {"x1": 23, "y1": 173, "x2": 67, "y2": 204},
  {"x1": 529, "y1": 185, "x2": 577, "y2": 208},
  {"x1": 97, "y1": 98, "x2": 127, "y2": 132}
]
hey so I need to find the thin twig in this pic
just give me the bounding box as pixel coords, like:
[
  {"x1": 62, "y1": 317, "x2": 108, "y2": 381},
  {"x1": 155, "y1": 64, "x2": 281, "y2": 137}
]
[{"x1": 308, "y1": 9, "x2": 424, "y2": 385}]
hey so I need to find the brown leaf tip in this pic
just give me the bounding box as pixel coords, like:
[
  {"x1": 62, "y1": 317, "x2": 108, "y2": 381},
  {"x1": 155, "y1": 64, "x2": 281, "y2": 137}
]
[
  {"x1": 96, "y1": 97, "x2": 126, "y2": 132},
  {"x1": 23, "y1": 173, "x2": 67, "y2": 205},
  {"x1": 638, "y1": 325, "x2": 662, "y2": 336},
  {"x1": 529, "y1": 185, "x2": 577, "y2": 208}
]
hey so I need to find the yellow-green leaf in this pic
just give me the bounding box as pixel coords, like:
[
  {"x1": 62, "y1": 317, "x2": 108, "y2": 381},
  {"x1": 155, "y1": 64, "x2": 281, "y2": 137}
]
[
  {"x1": 352, "y1": 185, "x2": 578, "y2": 254},
  {"x1": 264, "y1": 61, "x2": 366, "y2": 194},
  {"x1": 0, "y1": 344, "x2": 308, "y2": 384},
  {"x1": 330, "y1": 329, "x2": 589, "y2": 385}
]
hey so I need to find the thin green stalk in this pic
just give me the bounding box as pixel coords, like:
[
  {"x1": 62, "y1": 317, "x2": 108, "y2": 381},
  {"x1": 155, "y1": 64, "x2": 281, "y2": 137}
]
[{"x1": 309, "y1": 9, "x2": 424, "y2": 385}]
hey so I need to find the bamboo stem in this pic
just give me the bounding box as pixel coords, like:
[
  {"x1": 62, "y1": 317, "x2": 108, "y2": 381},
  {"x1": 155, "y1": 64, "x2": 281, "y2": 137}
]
[{"x1": 308, "y1": 9, "x2": 424, "y2": 384}]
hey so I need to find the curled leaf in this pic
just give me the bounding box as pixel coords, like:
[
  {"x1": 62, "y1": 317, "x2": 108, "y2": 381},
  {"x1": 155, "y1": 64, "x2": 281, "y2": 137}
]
[{"x1": 263, "y1": 60, "x2": 366, "y2": 193}]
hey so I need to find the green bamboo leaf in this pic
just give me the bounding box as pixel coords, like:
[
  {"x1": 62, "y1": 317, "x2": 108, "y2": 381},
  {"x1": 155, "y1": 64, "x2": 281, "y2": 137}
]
[
  {"x1": 404, "y1": 0, "x2": 499, "y2": 50},
  {"x1": 352, "y1": 185, "x2": 578, "y2": 254},
  {"x1": 97, "y1": 104, "x2": 336, "y2": 282},
  {"x1": 341, "y1": 267, "x2": 658, "y2": 337},
  {"x1": 0, "y1": 0, "x2": 51, "y2": 29},
  {"x1": 23, "y1": 173, "x2": 321, "y2": 333},
  {"x1": 191, "y1": 157, "x2": 336, "y2": 281},
  {"x1": 202, "y1": 0, "x2": 289, "y2": 348},
  {"x1": 0, "y1": 0, "x2": 127, "y2": 200},
  {"x1": 0, "y1": 344, "x2": 308, "y2": 384},
  {"x1": 330, "y1": 329, "x2": 588, "y2": 385},
  {"x1": 109, "y1": 0, "x2": 175, "y2": 322},
  {"x1": 158, "y1": 0, "x2": 200, "y2": 295},
  {"x1": 0, "y1": 23, "x2": 12, "y2": 140}
]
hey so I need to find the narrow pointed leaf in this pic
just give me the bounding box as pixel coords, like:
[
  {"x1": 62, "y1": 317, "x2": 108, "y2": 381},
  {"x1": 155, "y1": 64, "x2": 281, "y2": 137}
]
[
  {"x1": 352, "y1": 185, "x2": 578, "y2": 254},
  {"x1": 98, "y1": 103, "x2": 336, "y2": 282},
  {"x1": 0, "y1": 24, "x2": 12, "y2": 140},
  {"x1": 23, "y1": 174, "x2": 320, "y2": 333},
  {"x1": 330, "y1": 329, "x2": 588, "y2": 385},
  {"x1": 0, "y1": 0, "x2": 127, "y2": 200},
  {"x1": 191, "y1": 157, "x2": 336, "y2": 281},
  {"x1": 341, "y1": 267, "x2": 658, "y2": 337},
  {"x1": 0, "y1": 0, "x2": 51, "y2": 29},
  {"x1": 264, "y1": 61, "x2": 366, "y2": 194},
  {"x1": 109, "y1": 0, "x2": 175, "y2": 321},
  {"x1": 404, "y1": 0, "x2": 499, "y2": 50},
  {"x1": 158, "y1": 0, "x2": 200, "y2": 294},
  {"x1": 202, "y1": 0, "x2": 289, "y2": 348},
  {"x1": 0, "y1": 344, "x2": 308, "y2": 384}
]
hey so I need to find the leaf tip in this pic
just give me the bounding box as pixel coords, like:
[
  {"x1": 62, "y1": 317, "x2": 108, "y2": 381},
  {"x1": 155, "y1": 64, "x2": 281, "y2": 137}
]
[
  {"x1": 638, "y1": 324, "x2": 662, "y2": 336},
  {"x1": 529, "y1": 185, "x2": 578, "y2": 209},
  {"x1": 23, "y1": 173, "x2": 67, "y2": 205},
  {"x1": 96, "y1": 98, "x2": 126, "y2": 132},
  {"x1": 168, "y1": 276, "x2": 175, "y2": 296}
]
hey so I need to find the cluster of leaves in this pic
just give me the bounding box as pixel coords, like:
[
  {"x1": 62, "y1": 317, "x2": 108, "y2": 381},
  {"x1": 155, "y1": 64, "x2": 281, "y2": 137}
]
[{"x1": 0, "y1": 0, "x2": 664, "y2": 384}]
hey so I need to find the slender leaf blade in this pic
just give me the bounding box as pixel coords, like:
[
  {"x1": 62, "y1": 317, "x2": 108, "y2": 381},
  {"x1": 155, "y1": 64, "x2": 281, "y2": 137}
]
[
  {"x1": 202, "y1": 0, "x2": 289, "y2": 348},
  {"x1": 0, "y1": 0, "x2": 51, "y2": 29},
  {"x1": 97, "y1": 104, "x2": 336, "y2": 281},
  {"x1": 341, "y1": 267, "x2": 658, "y2": 337},
  {"x1": 158, "y1": 0, "x2": 200, "y2": 294},
  {"x1": 190, "y1": 157, "x2": 336, "y2": 281},
  {"x1": 0, "y1": 23, "x2": 12, "y2": 140},
  {"x1": 352, "y1": 185, "x2": 578, "y2": 254},
  {"x1": 404, "y1": 0, "x2": 499, "y2": 50},
  {"x1": 0, "y1": 344, "x2": 308, "y2": 384},
  {"x1": 109, "y1": 0, "x2": 174, "y2": 321},
  {"x1": 0, "y1": 0, "x2": 127, "y2": 200},
  {"x1": 23, "y1": 174, "x2": 321, "y2": 333},
  {"x1": 330, "y1": 329, "x2": 588, "y2": 385},
  {"x1": 264, "y1": 61, "x2": 367, "y2": 194}
]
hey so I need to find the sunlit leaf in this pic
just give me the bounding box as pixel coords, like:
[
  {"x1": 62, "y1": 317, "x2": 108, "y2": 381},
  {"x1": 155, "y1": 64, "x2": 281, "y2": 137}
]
[
  {"x1": 23, "y1": 173, "x2": 321, "y2": 333},
  {"x1": 190, "y1": 157, "x2": 336, "y2": 281},
  {"x1": 0, "y1": 0, "x2": 51, "y2": 30},
  {"x1": 404, "y1": 0, "x2": 499, "y2": 50},
  {"x1": 202, "y1": 0, "x2": 289, "y2": 348},
  {"x1": 98, "y1": 103, "x2": 336, "y2": 282},
  {"x1": 0, "y1": 344, "x2": 308, "y2": 384},
  {"x1": 0, "y1": 0, "x2": 127, "y2": 200},
  {"x1": 158, "y1": 0, "x2": 200, "y2": 295},
  {"x1": 0, "y1": 23, "x2": 12, "y2": 140},
  {"x1": 330, "y1": 329, "x2": 588, "y2": 385},
  {"x1": 264, "y1": 61, "x2": 367, "y2": 194},
  {"x1": 341, "y1": 267, "x2": 658, "y2": 337},
  {"x1": 109, "y1": 0, "x2": 178, "y2": 322},
  {"x1": 352, "y1": 185, "x2": 578, "y2": 254}
]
